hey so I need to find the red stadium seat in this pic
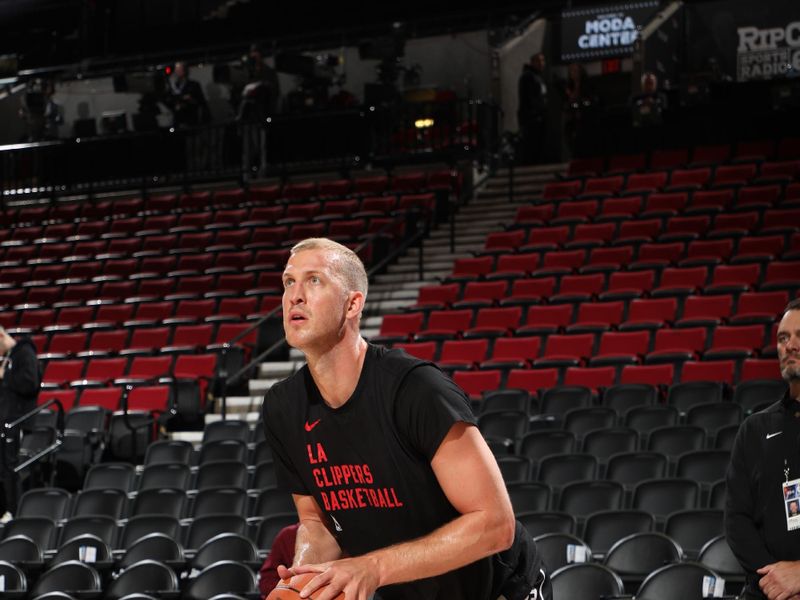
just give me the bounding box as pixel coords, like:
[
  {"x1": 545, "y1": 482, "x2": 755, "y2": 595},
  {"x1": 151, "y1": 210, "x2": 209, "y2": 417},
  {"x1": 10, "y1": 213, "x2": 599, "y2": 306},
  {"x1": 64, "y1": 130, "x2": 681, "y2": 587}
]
[
  {"x1": 620, "y1": 364, "x2": 675, "y2": 386},
  {"x1": 506, "y1": 368, "x2": 560, "y2": 395},
  {"x1": 438, "y1": 339, "x2": 489, "y2": 370},
  {"x1": 590, "y1": 330, "x2": 651, "y2": 367},
  {"x1": 453, "y1": 370, "x2": 502, "y2": 401},
  {"x1": 680, "y1": 360, "x2": 735, "y2": 384}
]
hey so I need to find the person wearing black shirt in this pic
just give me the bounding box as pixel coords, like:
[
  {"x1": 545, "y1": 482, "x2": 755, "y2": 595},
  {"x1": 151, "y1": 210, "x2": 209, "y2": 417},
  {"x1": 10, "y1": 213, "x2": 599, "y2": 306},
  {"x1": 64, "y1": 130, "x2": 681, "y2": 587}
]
[
  {"x1": 163, "y1": 62, "x2": 209, "y2": 128},
  {"x1": 726, "y1": 298, "x2": 800, "y2": 600},
  {"x1": 262, "y1": 238, "x2": 549, "y2": 600},
  {"x1": 517, "y1": 53, "x2": 548, "y2": 165},
  {"x1": 0, "y1": 328, "x2": 41, "y2": 519}
]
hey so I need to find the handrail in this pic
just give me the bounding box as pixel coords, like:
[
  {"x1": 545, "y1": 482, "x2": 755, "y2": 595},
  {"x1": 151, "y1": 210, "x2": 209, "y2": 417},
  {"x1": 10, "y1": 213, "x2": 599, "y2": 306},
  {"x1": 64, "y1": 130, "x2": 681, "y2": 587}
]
[{"x1": 3, "y1": 398, "x2": 65, "y2": 473}]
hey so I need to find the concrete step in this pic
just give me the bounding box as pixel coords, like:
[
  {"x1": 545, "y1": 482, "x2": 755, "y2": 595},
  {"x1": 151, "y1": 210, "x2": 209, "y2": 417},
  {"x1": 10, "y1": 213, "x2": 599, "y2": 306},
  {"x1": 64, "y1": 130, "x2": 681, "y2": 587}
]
[
  {"x1": 388, "y1": 260, "x2": 459, "y2": 274},
  {"x1": 217, "y1": 395, "x2": 263, "y2": 413},
  {"x1": 374, "y1": 270, "x2": 450, "y2": 285},
  {"x1": 205, "y1": 411, "x2": 261, "y2": 424},
  {"x1": 494, "y1": 163, "x2": 567, "y2": 177},
  {"x1": 361, "y1": 326, "x2": 380, "y2": 339},
  {"x1": 363, "y1": 315, "x2": 383, "y2": 329},
  {"x1": 259, "y1": 361, "x2": 298, "y2": 379},
  {"x1": 169, "y1": 431, "x2": 204, "y2": 443},
  {"x1": 364, "y1": 299, "x2": 416, "y2": 314},
  {"x1": 249, "y1": 378, "x2": 284, "y2": 394},
  {"x1": 366, "y1": 287, "x2": 430, "y2": 301}
]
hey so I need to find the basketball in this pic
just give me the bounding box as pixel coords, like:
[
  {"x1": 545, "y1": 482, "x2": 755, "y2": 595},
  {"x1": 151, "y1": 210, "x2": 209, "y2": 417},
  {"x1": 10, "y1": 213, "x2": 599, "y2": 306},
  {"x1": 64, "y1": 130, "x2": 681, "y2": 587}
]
[{"x1": 267, "y1": 573, "x2": 345, "y2": 600}]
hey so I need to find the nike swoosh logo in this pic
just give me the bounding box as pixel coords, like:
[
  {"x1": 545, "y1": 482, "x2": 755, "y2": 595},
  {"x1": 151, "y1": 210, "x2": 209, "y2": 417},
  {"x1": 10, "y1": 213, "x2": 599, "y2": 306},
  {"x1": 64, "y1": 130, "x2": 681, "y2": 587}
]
[
  {"x1": 767, "y1": 431, "x2": 783, "y2": 439},
  {"x1": 304, "y1": 419, "x2": 321, "y2": 432}
]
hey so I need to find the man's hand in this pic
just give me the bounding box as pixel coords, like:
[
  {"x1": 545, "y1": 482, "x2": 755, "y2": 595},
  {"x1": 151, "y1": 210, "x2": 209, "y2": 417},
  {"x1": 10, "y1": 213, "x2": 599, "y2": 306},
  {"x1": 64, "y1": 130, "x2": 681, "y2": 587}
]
[
  {"x1": 285, "y1": 556, "x2": 381, "y2": 600},
  {"x1": 758, "y1": 561, "x2": 800, "y2": 600}
]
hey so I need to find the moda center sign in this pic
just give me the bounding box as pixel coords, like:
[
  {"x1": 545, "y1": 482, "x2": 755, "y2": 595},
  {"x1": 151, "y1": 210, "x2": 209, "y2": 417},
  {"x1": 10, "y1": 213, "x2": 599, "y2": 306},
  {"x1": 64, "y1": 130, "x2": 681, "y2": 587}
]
[
  {"x1": 561, "y1": 1, "x2": 659, "y2": 61},
  {"x1": 737, "y1": 20, "x2": 800, "y2": 81}
]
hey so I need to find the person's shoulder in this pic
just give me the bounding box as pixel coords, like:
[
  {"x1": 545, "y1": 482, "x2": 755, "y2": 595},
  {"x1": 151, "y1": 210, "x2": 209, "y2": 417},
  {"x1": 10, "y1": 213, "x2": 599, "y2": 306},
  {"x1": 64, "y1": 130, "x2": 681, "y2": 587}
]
[
  {"x1": 264, "y1": 365, "x2": 308, "y2": 406},
  {"x1": 739, "y1": 397, "x2": 786, "y2": 433},
  {"x1": 370, "y1": 343, "x2": 429, "y2": 375}
]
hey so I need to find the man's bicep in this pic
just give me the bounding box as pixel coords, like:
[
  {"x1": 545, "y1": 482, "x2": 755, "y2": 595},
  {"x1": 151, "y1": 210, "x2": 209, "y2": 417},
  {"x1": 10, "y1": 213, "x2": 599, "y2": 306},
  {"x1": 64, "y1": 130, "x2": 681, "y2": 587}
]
[{"x1": 431, "y1": 422, "x2": 514, "y2": 518}]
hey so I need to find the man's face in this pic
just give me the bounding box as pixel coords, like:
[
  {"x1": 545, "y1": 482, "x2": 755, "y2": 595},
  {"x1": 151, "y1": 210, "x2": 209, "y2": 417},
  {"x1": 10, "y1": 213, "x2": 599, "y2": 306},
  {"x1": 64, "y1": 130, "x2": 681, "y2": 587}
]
[
  {"x1": 281, "y1": 249, "x2": 352, "y2": 353},
  {"x1": 174, "y1": 63, "x2": 186, "y2": 80},
  {"x1": 642, "y1": 74, "x2": 658, "y2": 93},
  {"x1": 778, "y1": 309, "x2": 800, "y2": 382},
  {"x1": 791, "y1": 501, "x2": 798, "y2": 515},
  {"x1": 531, "y1": 54, "x2": 545, "y2": 72}
]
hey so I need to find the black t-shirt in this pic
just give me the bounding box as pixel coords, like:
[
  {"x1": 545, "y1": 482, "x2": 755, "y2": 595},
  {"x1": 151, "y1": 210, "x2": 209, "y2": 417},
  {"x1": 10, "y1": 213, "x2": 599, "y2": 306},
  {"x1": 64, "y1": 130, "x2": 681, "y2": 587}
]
[
  {"x1": 725, "y1": 392, "x2": 800, "y2": 595},
  {"x1": 262, "y1": 344, "x2": 540, "y2": 600}
]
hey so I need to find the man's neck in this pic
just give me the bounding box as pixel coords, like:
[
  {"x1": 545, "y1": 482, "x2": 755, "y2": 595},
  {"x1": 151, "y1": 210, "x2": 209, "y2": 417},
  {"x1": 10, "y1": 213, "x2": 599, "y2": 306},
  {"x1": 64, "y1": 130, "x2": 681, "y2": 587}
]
[
  {"x1": 791, "y1": 381, "x2": 800, "y2": 403},
  {"x1": 306, "y1": 335, "x2": 368, "y2": 409}
]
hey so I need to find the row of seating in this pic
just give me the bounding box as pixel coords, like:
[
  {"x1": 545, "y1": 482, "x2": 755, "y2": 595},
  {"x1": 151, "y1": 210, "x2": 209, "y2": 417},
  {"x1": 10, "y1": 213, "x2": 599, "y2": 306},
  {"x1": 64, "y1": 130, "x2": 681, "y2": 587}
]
[
  {"x1": 418, "y1": 265, "x2": 799, "y2": 311},
  {"x1": 544, "y1": 166, "x2": 800, "y2": 201},
  {"x1": 6, "y1": 192, "x2": 430, "y2": 235},
  {"x1": 385, "y1": 304, "x2": 777, "y2": 342},
  {"x1": 0, "y1": 556, "x2": 260, "y2": 600},
  {"x1": 525, "y1": 187, "x2": 797, "y2": 223},
  {"x1": 550, "y1": 559, "x2": 738, "y2": 600},
  {"x1": 17, "y1": 484, "x2": 289, "y2": 524},
  {"x1": 488, "y1": 224, "x2": 800, "y2": 259},
  {"x1": 468, "y1": 379, "x2": 778, "y2": 418},
  {"x1": 412, "y1": 352, "x2": 776, "y2": 392},
  {"x1": 485, "y1": 415, "x2": 738, "y2": 457},
  {"x1": 6, "y1": 168, "x2": 459, "y2": 223},
  {"x1": 0, "y1": 244, "x2": 290, "y2": 271},
  {"x1": 566, "y1": 140, "x2": 800, "y2": 176},
  {"x1": 32, "y1": 325, "x2": 254, "y2": 361},
  {"x1": 0, "y1": 213, "x2": 409, "y2": 257}
]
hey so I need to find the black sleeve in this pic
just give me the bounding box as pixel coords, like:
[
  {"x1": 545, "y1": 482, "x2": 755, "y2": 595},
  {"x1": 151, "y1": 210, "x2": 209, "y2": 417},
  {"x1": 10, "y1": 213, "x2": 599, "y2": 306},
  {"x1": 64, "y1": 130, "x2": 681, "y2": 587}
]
[
  {"x1": 724, "y1": 417, "x2": 775, "y2": 575},
  {"x1": 393, "y1": 365, "x2": 477, "y2": 462},
  {"x1": 7, "y1": 343, "x2": 41, "y2": 399},
  {"x1": 261, "y1": 385, "x2": 308, "y2": 496}
]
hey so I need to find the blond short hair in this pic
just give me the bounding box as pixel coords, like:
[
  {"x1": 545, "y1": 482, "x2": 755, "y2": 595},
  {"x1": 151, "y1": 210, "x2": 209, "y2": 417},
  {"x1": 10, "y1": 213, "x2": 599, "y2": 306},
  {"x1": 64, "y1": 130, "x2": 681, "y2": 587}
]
[{"x1": 290, "y1": 238, "x2": 368, "y2": 300}]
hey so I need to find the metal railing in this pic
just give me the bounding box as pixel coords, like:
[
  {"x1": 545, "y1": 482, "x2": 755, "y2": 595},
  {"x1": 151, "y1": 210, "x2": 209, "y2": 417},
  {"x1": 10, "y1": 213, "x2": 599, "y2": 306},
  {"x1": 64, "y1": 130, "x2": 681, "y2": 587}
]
[
  {"x1": 0, "y1": 99, "x2": 499, "y2": 199},
  {"x1": 3, "y1": 398, "x2": 65, "y2": 474}
]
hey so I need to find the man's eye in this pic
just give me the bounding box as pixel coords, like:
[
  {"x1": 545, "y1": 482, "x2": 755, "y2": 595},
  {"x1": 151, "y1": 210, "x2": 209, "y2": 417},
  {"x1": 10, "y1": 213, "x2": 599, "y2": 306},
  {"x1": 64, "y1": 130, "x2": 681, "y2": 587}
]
[
  {"x1": 284, "y1": 279, "x2": 293, "y2": 287},
  {"x1": 310, "y1": 276, "x2": 320, "y2": 284}
]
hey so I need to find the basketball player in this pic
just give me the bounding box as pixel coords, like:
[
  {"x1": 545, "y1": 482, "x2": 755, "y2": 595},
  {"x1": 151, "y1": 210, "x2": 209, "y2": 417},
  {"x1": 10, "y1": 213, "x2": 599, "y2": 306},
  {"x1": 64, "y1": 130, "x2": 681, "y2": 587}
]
[{"x1": 262, "y1": 238, "x2": 549, "y2": 600}]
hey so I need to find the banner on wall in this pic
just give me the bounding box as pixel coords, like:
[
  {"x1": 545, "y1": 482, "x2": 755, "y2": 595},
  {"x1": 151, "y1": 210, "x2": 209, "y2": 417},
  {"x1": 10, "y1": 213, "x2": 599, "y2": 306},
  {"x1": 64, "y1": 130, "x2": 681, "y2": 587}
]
[
  {"x1": 737, "y1": 19, "x2": 800, "y2": 80},
  {"x1": 687, "y1": 0, "x2": 800, "y2": 82},
  {"x1": 560, "y1": 1, "x2": 660, "y2": 62}
]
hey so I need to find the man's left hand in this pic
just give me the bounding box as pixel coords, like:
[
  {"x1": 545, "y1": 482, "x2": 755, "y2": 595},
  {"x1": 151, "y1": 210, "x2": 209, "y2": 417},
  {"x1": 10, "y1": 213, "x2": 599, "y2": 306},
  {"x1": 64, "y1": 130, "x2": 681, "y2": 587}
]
[
  {"x1": 292, "y1": 556, "x2": 381, "y2": 600},
  {"x1": 758, "y1": 561, "x2": 800, "y2": 600}
]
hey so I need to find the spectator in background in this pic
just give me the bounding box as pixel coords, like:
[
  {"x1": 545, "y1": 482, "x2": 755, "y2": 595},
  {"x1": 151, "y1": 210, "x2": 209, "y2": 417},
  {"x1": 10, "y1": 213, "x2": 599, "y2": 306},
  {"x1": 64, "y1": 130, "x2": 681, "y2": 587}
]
[
  {"x1": 0, "y1": 327, "x2": 41, "y2": 521},
  {"x1": 560, "y1": 62, "x2": 597, "y2": 158},
  {"x1": 237, "y1": 44, "x2": 281, "y2": 178},
  {"x1": 163, "y1": 61, "x2": 209, "y2": 128},
  {"x1": 238, "y1": 45, "x2": 281, "y2": 122},
  {"x1": 259, "y1": 523, "x2": 299, "y2": 597},
  {"x1": 19, "y1": 79, "x2": 62, "y2": 142},
  {"x1": 630, "y1": 71, "x2": 667, "y2": 127},
  {"x1": 517, "y1": 52, "x2": 548, "y2": 165}
]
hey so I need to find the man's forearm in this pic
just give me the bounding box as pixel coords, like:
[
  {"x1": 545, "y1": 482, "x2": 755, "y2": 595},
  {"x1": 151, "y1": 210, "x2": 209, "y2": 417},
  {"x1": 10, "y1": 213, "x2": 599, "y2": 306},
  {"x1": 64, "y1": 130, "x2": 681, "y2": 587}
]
[
  {"x1": 294, "y1": 520, "x2": 343, "y2": 568},
  {"x1": 365, "y1": 507, "x2": 515, "y2": 588}
]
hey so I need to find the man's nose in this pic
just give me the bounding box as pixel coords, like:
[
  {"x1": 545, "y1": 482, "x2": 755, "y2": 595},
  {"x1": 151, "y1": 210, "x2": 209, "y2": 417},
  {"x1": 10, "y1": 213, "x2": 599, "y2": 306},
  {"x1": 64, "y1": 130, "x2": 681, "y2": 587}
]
[{"x1": 286, "y1": 283, "x2": 305, "y2": 305}]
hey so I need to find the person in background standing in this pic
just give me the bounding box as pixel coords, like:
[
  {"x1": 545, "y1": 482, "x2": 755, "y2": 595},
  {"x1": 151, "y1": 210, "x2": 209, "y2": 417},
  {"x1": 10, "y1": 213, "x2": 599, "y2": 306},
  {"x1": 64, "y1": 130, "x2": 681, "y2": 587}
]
[
  {"x1": 517, "y1": 53, "x2": 548, "y2": 165},
  {"x1": 0, "y1": 327, "x2": 41, "y2": 521}
]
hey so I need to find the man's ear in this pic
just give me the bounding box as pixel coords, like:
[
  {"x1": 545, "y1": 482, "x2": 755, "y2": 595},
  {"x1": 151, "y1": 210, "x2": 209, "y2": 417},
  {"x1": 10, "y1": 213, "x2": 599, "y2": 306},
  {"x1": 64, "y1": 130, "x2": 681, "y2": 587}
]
[{"x1": 346, "y1": 291, "x2": 365, "y2": 320}]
